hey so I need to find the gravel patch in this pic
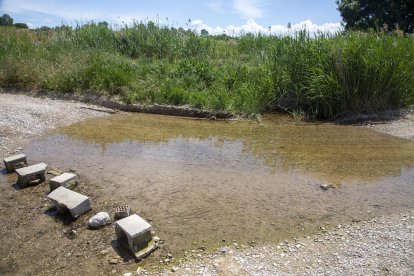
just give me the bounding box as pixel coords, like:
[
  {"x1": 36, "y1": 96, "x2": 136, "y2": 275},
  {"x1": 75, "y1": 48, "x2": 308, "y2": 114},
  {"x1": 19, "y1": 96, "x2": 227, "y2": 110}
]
[
  {"x1": 0, "y1": 92, "x2": 113, "y2": 157},
  {"x1": 148, "y1": 211, "x2": 414, "y2": 275},
  {"x1": 360, "y1": 107, "x2": 414, "y2": 140}
]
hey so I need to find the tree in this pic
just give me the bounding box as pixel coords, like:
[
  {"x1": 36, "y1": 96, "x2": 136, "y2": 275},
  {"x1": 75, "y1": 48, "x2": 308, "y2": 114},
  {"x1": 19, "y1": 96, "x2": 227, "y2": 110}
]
[
  {"x1": 0, "y1": 14, "x2": 13, "y2": 26},
  {"x1": 14, "y1": 23, "x2": 28, "y2": 29},
  {"x1": 336, "y1": 0, "x2": 414, "y2": 33},
  {"x1": 200, "y1": 29, "x2": 209, "y2": 36}
]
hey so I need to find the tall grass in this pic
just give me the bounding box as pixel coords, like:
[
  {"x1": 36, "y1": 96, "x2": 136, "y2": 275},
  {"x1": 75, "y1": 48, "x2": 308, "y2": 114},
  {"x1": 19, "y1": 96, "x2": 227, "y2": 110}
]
[{"x1": 0, "y1": 23, "x2": 413, "y2": 118}]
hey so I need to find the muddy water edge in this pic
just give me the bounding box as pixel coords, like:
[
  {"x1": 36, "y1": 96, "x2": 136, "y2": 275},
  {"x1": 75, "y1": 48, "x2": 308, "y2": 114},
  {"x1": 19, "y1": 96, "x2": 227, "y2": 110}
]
[{"x1": 1, "y1": 113, "x2": 414, "y2": 274}]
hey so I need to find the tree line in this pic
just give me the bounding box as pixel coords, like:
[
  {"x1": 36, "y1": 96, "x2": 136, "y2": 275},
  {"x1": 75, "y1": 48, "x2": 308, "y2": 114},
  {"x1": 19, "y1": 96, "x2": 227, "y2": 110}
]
[{"x1": 0, "y1": 14, "x2": 28, "y2": 29}]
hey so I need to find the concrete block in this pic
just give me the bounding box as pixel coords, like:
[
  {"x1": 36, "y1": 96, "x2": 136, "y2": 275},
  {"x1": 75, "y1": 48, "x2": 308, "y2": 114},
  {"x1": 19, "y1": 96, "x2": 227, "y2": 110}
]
[
  {"x1": 15, "y1": 163, "x2": 47, "y2": 187},
  {"x1": 115, "y1": 214, "x2": 152, "y2": 253},
  {"x1": 3, "y1": 153, "x2": 28, "y2": 172},
  {"x1": 49, "y1": 172, "x2": 78, "y2": 191},
  {"x1": 47, "y1": 187, "x2": 91, "y2": 218},
  {"x1": 114, "y1": 205, "x2": 131, "y2": 220}
]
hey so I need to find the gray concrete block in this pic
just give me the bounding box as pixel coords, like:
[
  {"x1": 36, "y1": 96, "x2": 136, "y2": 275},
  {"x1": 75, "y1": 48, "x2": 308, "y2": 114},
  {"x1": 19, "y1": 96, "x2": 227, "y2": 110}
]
[
  {"x1": 3, "y1": 153, "x2": 28, "y2": 172},
  {"x1": 15, "y1": 163, "x2": 47, "y2": 187},
  {"x1": 114, "y1": 205, "x2": 131, "y2": 220},
  {"x1": 49, "y1": 172, "x2": 78, "y2": 191},
  {"x1": 47, "y1": 187, "x2": 91, "y2": 218},
  {"x1": 115, "y1": 214, "x2": 152, "y2": 253}
]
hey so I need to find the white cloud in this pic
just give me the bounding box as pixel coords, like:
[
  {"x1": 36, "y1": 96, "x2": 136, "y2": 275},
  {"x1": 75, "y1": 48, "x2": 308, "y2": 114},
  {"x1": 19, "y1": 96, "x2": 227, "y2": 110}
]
[
  {"x1": 191, "y1": 19, "x2": 342, "y2": 36},
  {"x1": 233, "y1": 0, "x2": 265, "y2": 19},
  {"x1": 2, "y1": 0, "x2": 148, "y2": 28}
]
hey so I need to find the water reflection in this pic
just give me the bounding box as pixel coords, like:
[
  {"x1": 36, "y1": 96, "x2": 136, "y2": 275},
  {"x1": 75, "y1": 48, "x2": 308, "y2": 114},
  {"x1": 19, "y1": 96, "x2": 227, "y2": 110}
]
[{"x1": 54, "y1": 113, "x2": 414, "y2": 184}]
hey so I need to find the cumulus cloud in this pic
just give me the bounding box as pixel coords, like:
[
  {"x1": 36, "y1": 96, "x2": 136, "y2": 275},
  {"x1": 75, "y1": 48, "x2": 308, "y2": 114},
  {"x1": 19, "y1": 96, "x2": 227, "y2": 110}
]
[
  {"x1": 191, "y1": 19, "x2": 343, "y2": 36},
  {"x1": 2, "y1": 0, "x2": 148, "y2": 27},
  {"x1": 233, "y1": 0, "x2": 265, "y2": 19}
]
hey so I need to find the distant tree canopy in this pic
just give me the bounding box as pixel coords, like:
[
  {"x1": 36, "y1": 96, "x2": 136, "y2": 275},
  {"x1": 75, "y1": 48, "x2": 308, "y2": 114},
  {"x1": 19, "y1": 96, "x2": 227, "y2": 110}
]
[
  {"x1": 14, "y1": 23, "x2": 28, "y2": 29},
  {"x1": 337, "y1": 0, "x2": 414, "y2": 33},
  {"x1": 0, "y1": 13, "x2": 29, "y2": 29},
  {"x1": 0, "y1": 14, "x2": 13, "y2": 26}
]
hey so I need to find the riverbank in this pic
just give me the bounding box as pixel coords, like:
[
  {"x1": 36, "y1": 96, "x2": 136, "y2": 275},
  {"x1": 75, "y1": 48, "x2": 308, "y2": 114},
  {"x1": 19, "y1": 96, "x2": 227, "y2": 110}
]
[{"x1": 0, "y1": 92, "x2": 413, "y2": 275}]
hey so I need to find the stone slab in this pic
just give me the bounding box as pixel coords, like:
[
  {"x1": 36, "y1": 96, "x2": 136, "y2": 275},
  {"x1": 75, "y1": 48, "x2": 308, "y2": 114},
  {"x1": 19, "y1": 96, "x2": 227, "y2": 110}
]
[
  {"x1": 15, "y1": 163, "x2": 47, "y2": 187},
  {"x1": 47, "y1": 186, "x2": 91, "y2": 218},
  {"x1": 49, "y1": 172, "x2": 78, "y2": 191},
  {"x1": 135, "y1": 238, "x2": 159, "y2": 260},
  {"x1": 3, "y1": 153, "x2": 28, "y2": 172},
  {"x1": 115, "y1": 214, "x2": 152, "y2": 253}
]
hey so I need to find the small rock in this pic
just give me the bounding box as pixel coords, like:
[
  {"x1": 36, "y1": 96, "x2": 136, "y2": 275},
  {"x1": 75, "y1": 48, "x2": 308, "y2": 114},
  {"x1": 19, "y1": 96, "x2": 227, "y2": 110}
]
[
  {"x1": 111, "y1": 270, "x2": 117, "y2": 274},
  {"x1": 100, "y1": 249, "x2": 109, "y2": 255},
  {"x1": 171, "y1": 266, "x2": 179, "y2": 272},
  {"x1": 109, "y1": 259, "x2": 118, "y2": 265},
  {"x1": 66, "y1": 230, "x2": 77, "y2": 239},
  {"x1": 153, "y1": 236, "x2": 160, "y2": 243},
  {"x1": 123, "y1": 273, "x2": 132, "y2": 276},
  {"x1": 220, "y1": 247, "x2": 228, "y2": 254},
  {"x1": 89, "y1": 212, "x2": 111, "y2": 228},
  {"x1": 320, "y1": 184, "x2": 329, "y2": 190}
]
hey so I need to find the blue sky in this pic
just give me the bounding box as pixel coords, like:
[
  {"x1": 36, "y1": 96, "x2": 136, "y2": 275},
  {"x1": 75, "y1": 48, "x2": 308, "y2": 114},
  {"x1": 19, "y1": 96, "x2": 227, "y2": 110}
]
[{"x1": 1, "y1": 0, "x2": 343, "y2": 34}]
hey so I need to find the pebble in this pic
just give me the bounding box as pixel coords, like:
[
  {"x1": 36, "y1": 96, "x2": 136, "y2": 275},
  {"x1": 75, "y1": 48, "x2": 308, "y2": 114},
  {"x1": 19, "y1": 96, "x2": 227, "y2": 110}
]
[
  {"x1": 220, "y1": 247, "x2": 228, "y2": 254},
  {"x1": 320, "y1": 184, "x2": 329, "y2": 190},
  {"x1": 123, "y1": 273, "x2": 132, "y2": 276},
  {"x1": 109, "y1": 259, "x2": 118, "y2": 265},
  {"x1": 171, "y1": 266, "x2": 179, "y2": 272},
  {"x1": 100, "y1": 249, "x2": 109, "y2": 255}
]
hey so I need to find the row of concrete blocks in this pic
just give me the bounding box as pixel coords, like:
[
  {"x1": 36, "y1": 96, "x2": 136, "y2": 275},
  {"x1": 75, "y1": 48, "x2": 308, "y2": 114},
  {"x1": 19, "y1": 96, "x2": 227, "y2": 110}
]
[{"x1": 3, "y1": 153, "x2": 153, "y2": 254}]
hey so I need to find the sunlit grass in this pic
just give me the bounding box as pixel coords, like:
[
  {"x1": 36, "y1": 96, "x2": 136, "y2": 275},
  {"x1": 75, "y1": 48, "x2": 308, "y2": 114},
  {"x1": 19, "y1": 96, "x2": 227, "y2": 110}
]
[{"x1": 0, "y1": 23, "x2": 413, "y2": 118}]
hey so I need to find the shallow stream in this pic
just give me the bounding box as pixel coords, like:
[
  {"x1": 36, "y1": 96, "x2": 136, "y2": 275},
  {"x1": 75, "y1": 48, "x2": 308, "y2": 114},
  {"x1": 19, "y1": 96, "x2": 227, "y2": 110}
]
[{"x1": 22, "y1": 114, "x2": 414, "y2": 255}]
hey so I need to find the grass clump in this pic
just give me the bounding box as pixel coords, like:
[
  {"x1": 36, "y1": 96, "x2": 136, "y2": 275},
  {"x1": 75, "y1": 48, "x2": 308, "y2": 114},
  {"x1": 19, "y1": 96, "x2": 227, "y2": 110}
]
[{"x1": 0, "y1": 22, "x2": 413, "y2": 118}]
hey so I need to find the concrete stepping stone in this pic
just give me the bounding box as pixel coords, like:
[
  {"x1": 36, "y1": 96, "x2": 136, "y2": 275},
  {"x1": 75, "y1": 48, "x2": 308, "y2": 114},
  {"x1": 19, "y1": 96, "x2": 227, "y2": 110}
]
[
  {"x1": 3, "y1": 153, "x2": 28, "y2": 172},
  {"x1": 15, "y1": 163, "x2": 47, "y2": 187},
  {"x1": 115, "y1": 214, "x2": 152, "y2": 253},
  {"x1": 49, "y1": 172, "x2": 78, "y2": 191},
  {"x1": 47, "y1": 187, "x2": 91, "y2": 218}
]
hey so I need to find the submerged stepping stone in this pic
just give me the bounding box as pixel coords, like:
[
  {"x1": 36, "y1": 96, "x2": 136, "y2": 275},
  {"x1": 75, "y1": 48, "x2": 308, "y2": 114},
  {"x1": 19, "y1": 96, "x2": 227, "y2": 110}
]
[
  {"x1": 47, "y1": 187, "x2": 91, "y2": 219},
  {"x1": 49, "y1": 172, "x2": 78, "y2": 191},
  {"x1": 15, "y1": 163, "x2": 47, "y2": 187},
  {"x1": 3, "y1": 153, "x2": 28, "y2": 173},
  {"x1": 115, "y1": 214, "x2": 152, "y2": 253}
]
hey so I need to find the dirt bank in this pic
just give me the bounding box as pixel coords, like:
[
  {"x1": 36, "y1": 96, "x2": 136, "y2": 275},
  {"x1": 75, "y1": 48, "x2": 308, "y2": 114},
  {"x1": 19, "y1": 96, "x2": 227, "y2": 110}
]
[{"x1": 1, "y1": 91, "x2": 414, "y2": 275}]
